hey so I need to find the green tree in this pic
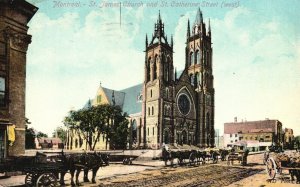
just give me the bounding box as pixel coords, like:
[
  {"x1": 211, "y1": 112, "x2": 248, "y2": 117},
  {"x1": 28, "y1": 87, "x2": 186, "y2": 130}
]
[
  {"x1": 36, "y1": 131, "x2": 48, "y2": 138},
  {"x1": 109, "y1": 107, "x2": 129, "y2": 149},
  {"x1": 52, "y1": 126, "x2": 67, "y2": 144},
  {"x1": 63, "y1": 104, "x2": 129, "y2": 150},
  {"x1": 25, "y1": 126, "x2": 36, "y2": 149}
]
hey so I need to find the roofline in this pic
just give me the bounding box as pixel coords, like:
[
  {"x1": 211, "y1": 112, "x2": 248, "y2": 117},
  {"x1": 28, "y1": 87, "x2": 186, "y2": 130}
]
[{"x1": 224, "y1": 119, "x2": 279, "y2": 125}]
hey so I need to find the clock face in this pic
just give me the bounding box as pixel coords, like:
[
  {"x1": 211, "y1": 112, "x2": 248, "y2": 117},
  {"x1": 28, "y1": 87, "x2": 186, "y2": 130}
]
[{"x1": 178, "y1": 94, "x2": 190, "y2": 115}]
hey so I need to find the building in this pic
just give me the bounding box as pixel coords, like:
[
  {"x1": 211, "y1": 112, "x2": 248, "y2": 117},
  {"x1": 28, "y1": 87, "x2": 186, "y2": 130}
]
[
  {"x1": 283, "y1": 128, "x2": 294, "y2": 149},
  {"x1": 66, "y1": 84, "x2": 143, "y2": 150},
  {"x1": 35, "y1": 137, "x2": 63, "y2": 149},
  {"x1": 67, "y1": 9, "x2": 215, "y2": 150},
  {"x1": 224, "y1": 118, "x2": 283, "y2": 148},
  {"x1": 0, "y1": 0, "x2": 37, "y2": 159}
]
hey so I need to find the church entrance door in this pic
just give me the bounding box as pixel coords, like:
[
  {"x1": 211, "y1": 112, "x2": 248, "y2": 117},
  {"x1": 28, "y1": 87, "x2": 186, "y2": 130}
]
[{"x1": 182, "y1": 130, "x2": 187, "y2": 144}]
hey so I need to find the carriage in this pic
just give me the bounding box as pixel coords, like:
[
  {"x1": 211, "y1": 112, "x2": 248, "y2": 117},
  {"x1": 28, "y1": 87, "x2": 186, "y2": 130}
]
[
  {"x1": 227, "y1": 150, "x2": 249, "y2": 166},
  {"x1": 0, "y1": 152, "x2": 64, "y2": 186},
  {"x1": 265, "y1": 152, "x2": 300, "y2": 183},
  {"x1": 0, "y1": 151, "x2": 110, "y2": 186},
  {"x1": 161, "y1": 146, "x2": 220, "y2": 166}
]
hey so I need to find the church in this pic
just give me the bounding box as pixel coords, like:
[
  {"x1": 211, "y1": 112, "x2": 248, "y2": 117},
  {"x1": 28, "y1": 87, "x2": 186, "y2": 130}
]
[{"x1": 67, "y1": 9, "x2": 215, "y2": 150}]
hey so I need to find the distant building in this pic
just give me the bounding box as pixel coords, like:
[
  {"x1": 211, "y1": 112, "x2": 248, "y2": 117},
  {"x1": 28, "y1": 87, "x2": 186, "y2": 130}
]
[
  {"x1": 35, "y1": 137, "x2": 63, "y2": 149},
  {"x1": 214, "y1": 129, "x2": 223, "y2": 148},
  {"x1": 0, "y1": 0, "x2": 37, "y2": 159},
  {"x1": 283, "y1": 128, "x2": 294, "y2": 149},
  {"x1": 224, "y1": 118, "x2": 283, "y2": 148}
]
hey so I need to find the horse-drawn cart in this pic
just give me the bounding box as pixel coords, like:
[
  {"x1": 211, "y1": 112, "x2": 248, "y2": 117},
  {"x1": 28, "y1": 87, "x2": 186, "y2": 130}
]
[
  {"x1": 265, "y1": 152, "x2": 300, "y2": 183},
  {"x1": 0, "y1": 151, "x2": 110, "y2": 186},
  {"x1": 0, "y1": 152, "x2": 63, "y2": 187}
]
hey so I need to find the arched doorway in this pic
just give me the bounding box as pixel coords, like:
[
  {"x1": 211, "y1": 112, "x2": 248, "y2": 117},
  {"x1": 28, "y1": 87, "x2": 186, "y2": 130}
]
[
  {"x1": 182, "y1": 130, "x2": 187, "y2": 144},
  {"x1": 164, "y1": 130, "x2": 170, "y2": 144}
]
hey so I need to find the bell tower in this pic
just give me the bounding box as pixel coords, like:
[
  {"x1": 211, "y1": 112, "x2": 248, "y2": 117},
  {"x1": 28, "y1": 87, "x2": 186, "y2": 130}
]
[
  {"x1": 185, "y1": 8, "x2": 215, "y2": 147},
  {"x1": 143, "y1": 11, "x2": 174, "y2": 148}
]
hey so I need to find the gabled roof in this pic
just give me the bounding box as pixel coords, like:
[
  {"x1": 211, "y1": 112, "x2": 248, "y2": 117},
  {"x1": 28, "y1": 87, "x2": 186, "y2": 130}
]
[
  {"x1": 102, "y1": 87, "x2": 125, "y2": 107},
  {"x1": 83, "y1": 83, "x2": 143, "y2": 115},
  {"x1": 83, "y1": 99, "x2": 93, "y2": 109},
  {"x1": 120, "y1": 84, "x2": 143, "y2": 115}
]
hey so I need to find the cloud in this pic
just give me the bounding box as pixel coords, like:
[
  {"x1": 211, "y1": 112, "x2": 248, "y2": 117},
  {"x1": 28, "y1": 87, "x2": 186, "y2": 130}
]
[{"x1": 26, "y1": 7, "x2": 145, "y2": 134}]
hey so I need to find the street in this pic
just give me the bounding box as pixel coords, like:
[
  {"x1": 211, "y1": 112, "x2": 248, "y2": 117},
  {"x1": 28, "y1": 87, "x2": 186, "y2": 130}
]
[{"x1": 1, "y1": 151, "x2": 299, "y2": 187}]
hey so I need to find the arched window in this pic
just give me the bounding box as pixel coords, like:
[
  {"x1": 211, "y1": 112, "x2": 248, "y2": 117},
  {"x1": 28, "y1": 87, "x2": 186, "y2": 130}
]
[
  {"x1": 152, "y1": 106, "x2": 154, "y2": 115},
  {"x1": 164, "y1": 106, "x2": 167, "y2": 115},
  {"x1": 150, "y1": 89, "x2": 152, "y2": 97},
  {"x1": 190, "y1": 74, "x2": 195, "y2": 86},
  {"x1": 203, "y1": 50, "x2": 206, "y2": 66},
  {"x1": 195, "y1": 50, "x2": 200, "y2": 64},
  {"x1": 148, "y1": 107, "x2": 150, "y2": 116},
  {"x1": 166, "y1": 88, "x2": 169, "y2": 98},
  {"x1": 199, "y1": 73, "x2": 202, "y2": 86},
  {"x1": 206, "y1": 113, "x2": 210, "y2": 130},
  {"x1": 206, "y1": 51, "x2": 210, "y2": 67},
  {"x1": 190, "y1": 52, "x2": 194, "y2": 66},
  {"x1": 147, "y1": 58, "x2": 151, "y2": 82},
  {"x1": 153, "y1": 61, "x2": 157, "y2": 80},
  {"x1": 195, "y1": 72, "x2": 199, "y2": 86}
]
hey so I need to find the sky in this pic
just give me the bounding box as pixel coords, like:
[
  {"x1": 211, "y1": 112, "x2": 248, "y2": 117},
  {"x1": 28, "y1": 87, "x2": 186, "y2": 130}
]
[{"x1": 25, "y1": 0, "x2": 300, "y2": 136}]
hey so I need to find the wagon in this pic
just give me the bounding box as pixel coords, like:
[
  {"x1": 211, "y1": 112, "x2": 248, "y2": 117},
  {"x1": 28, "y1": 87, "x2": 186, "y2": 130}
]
[
  {"x1": 0, "y1": 152, "x2": 64, "y2": 187},
  {"x1": 265, "y1": 153, "x2": 300, "y2": 182},
  {"x1": 227, "y1": 150, "x2": 249, "y2": 166},
  {"x1": 162, "y1": 148, "x2": 200, "y2": 166}
]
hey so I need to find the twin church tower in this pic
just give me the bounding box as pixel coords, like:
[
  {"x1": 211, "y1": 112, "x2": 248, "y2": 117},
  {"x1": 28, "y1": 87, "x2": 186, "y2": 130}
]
[{"x1": 143, "y1": 8, "x2": 215, "y2": 148}]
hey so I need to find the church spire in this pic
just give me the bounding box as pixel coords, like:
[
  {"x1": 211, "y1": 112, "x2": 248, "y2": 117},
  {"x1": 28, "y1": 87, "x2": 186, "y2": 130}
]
[
  {"x1": 171, "y1": 35, "x2": 173, "y2": 48},
  {"x1": 195, "y1": 7, "x2": 203, "y2": 25},
  {"x1": 158, "y1": 10, "x2": 162, "y2": 23},
  {"x1": 187, "y1": 19, "x2": 190, "y2": 39},
  {"x1": 145, "y1": 34, "x2": 148, "y2": 47},
  {"x1": 208, "y1": 18, "x2": 211, "y2": 37}
]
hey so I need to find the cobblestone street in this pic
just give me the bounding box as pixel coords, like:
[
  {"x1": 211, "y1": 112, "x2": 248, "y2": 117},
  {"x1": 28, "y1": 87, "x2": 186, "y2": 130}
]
[
  {"x1": 1, "y1": 152, "x2": 300, "y2": 186},
  {"x1": 98, "y1": 165, "x2": 262, "y2": 187}
]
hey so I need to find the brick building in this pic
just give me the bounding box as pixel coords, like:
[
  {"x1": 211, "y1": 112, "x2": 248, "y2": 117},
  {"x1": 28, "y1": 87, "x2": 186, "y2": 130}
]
[
  {"x1": 283, "y1": 128, "x2": 294, "y2": 149},
  {"x1": 0, "y1": 0, "x2": 37, "y2": 159},
  {"x1": 224, "y1": 119, "x2": 283, "y2": 148}
]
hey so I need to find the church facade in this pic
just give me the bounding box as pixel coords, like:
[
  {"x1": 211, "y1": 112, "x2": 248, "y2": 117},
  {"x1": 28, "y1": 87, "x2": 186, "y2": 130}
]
[
  {"x1": 66, "y1": 9, "x2": 215, "y2": 150},
  {"x1": 143, "y1": 9, "x2": 215, "y2": 148}
]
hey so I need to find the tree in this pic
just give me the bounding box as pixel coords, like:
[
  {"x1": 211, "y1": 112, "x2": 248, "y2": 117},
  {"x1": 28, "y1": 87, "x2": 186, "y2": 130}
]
[
  {"x1": 36, "y1": 131, "x2": 48, "y2": 138},
  {"x1": 109, "y1": 107, "x2": 129, "y2": 149},
  {"x1": 63, "y1": 104, "x2": 129, "y2": 150},
  {"x1": 25, "y1": 125, "x2": 36, "y2": 149},
  {"x1": 52, "y1": 126, "x2": 67, "y2": 144}
]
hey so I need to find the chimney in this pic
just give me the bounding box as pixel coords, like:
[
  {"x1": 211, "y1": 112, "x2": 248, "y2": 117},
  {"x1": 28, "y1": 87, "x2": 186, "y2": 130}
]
[{"x1": 234, "y1": 117, "x2": 237, "y2": 123}]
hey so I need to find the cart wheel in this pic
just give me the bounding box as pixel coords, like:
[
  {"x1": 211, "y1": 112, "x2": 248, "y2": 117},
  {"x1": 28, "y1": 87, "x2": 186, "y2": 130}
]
[
  {"x1": 266, "y1": 158, "x2": 277, "y2": 180},
  {"x1": 25, "y1": 173, "x2": 39, "y2": 186},
  {"x1": 36, "y1": 173, "x2": 57, "y2": 187}
]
